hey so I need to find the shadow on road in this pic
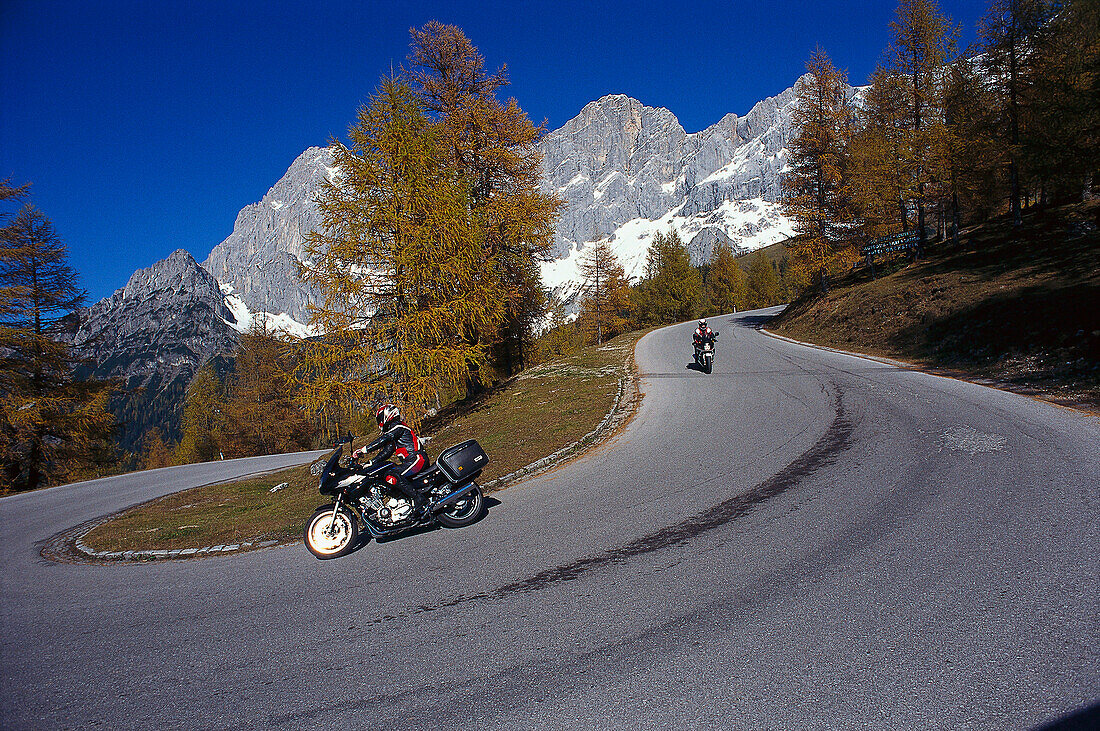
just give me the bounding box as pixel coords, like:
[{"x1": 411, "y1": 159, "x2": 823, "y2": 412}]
[
  {"x1": 737, "y1": 312, "x2": 778, "y2": 329},
  {"x1": 342, "y1": 495, "x2": 501, "y2": 556}
]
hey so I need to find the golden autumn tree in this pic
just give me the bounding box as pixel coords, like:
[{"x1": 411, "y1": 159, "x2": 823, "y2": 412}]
[
  {"x1": 979, "y1": 0, "x2": 1054, "y2": 224},
  {"x1": 886, "y1": 0, "x2": 959, "y2": 249},
  {"x1": 173, "y1": 362, "x2": 224, "y2": 464},
  {"x1": 406, "y1": 22, "x2": 563, "y2": 378},
  {"x1": 0, "y1": 180, "x2": 115, "y2": 491},
  {"x1": 781, "y1": 47, "x2": 858, "y2": 291},
  {"x1": 219, "y1": 325, "x2": 312, "y2": 458},
  {"x1": 299, "y1": 77, "x2": 503, "y2": 429},
  {"x1": 576, "y1": 239, "x2": 632, "y2": 345},
  {"x1": 850, "y1": 65, "x2": 914, "y2": 237}
]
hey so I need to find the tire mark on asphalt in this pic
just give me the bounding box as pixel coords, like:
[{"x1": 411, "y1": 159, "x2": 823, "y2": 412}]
[{"x1": 368, "y1": 391, "x2": 854, "y2": 626}]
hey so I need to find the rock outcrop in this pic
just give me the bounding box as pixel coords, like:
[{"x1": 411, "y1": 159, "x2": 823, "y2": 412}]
[
  {"x1": 62, "y1": 250, "x2": 238, "y2": 450},
  {"x1": 202, "y1": 147, "x2": 335, "y2": 325}
]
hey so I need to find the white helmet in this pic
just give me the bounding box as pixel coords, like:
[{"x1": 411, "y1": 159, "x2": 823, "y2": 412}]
[
  {"x1": 375, "y1": 403, "x2": 401, "y2": 431},
  {"x1": 698, "y1": 319, "x2": 707, "y2": 329}
]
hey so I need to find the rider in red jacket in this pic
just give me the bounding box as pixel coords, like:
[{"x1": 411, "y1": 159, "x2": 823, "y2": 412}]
[
  {"x1": 693, "y1": 318, "x2": 718, "y2": 350},
  {"x1": 352, "y1": 404, "x2": 429, "y2": 516}
]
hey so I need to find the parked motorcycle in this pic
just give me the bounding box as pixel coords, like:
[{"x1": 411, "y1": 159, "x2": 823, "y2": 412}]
[
  {"x1": 694, "y1": 337, "x2": 717, "y2": 374},
  {"x1": 303, "y1": 436, "x2": 487, "y2": 559}
]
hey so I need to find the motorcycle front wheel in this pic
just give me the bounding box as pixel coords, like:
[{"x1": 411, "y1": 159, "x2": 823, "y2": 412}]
[
  {"x1": 304, "y1": 506, "x2": 358, "y2": 559},
  {"x1": 435, "y1": 484, "x2": 485, "y2": 528}
]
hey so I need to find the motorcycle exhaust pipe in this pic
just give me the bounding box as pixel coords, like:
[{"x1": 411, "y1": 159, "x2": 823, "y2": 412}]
[{"x1": 430, "y1": 482, "x2": 477, "y2": 513}]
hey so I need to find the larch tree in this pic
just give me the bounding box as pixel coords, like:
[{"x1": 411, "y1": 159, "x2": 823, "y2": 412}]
[
  {"x1": 979, "y1": 0, "x2": 1054, "y2": 224},
  {"x1": 300, "y1": 77, "x2": 502, "y2": 429},
  {"x1": 220, "y1": 326, "x2": 312, "y2": 458},
  {"x1": 0, "y1": 181, "x2": 115, "y2": 491},
  {"x1": 886, "y1": 0, "x2": 959, "y2": 250},
  {"x1": 745, "y1": 252, "x2": 784, "y2": 310},
  {"x1": 576, "y1": 239, "x2": 631, "y2": 345},
  {"x1": 406, "y1": 22, "x2": 563, "y2": 378},
  {"x1": 942, "y1": 58, "x2": 1001, "y2": 239},
  {"x1": 781, "y1": 47, "x2": 858, "y2": 292},
  {"x1": 850, "y1": 65, "x2": 914, "y2": 236},
  {"x1": 173, "y1": 362, "x2": 224, "y2": 464},
  {"x1": 1025, "y1": 0, "x2": 1100, "y2": 202}
]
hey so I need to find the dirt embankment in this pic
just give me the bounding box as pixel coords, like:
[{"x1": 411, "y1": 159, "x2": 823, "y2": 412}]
[{"x1": 772, "y1": 202, "x2": 1100, "y2": 409}]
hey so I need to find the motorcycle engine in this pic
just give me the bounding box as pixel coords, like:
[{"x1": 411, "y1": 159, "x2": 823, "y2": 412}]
[{"x1": 360, "y1": 488, "x2": 413, "y2": 526}]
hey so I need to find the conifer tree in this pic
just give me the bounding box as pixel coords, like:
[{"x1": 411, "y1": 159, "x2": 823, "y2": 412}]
[
  {"x1": 781, "y1": 47, "x2": 858, "y2": 291},
  {"x1": 220, "y1": 326, "x2": 312, "y2": 458},
  {"x1": 1025, "y1": 0, "x2": 1100, "y2": 202},
  {"x1": 633, "y1": 230, "x2": 700, "y2": 325},
  {"x1": 140, "y1": 428, "x2": 173, "y2": 470},
  {"x1": 979, "y1": 0, "x2": 1054, "y2": 224},
  {"x1": 173, "y1": 363, "x2": 224, "y2": 464},
  {"x1": 301, "y1": 77, "x2": 502, "y2": 428},
  {"x1": 406, "y1": 22, "x2": 563, "y2": 377},
  {"x1": 576, "y1": 239, "x2": 631, "y2": 345},
  {"x1": 745, "y1": 253, "x2": 784, "y2": 310},
  {"x1": 942, "y1": 58, "x2": 1001, "y2": 237},
  {"x1": 0, "y1": 182, "x2": 115, "y2": 491},
  {"x1": 886, "y1": 0, "x2": 959, "y2": 249},
  {"x1": 705, "y1": 243, "x2": 748, "y2": 315},
  {"x1": 850, "y1": 65, "x2": 914, "y2": 236}
]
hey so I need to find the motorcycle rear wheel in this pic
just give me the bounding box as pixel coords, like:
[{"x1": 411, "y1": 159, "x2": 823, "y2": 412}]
[
  {"x1": 435, "y1": 484, "x2": 485, "y2": 528},
  {"x1": 304, "y1": 506, "x2": 358, "y2": 559}
]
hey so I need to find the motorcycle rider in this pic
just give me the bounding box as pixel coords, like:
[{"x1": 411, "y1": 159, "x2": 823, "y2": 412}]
[
  {"x1": 693, "y1": 318, "x2": 719, "y2": 359},
  {"x1": 350, "y1": 403, "x2": 429, "y2": 518}
]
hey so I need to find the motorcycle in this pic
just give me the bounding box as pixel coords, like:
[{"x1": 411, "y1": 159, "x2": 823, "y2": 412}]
[
  {"x1": 694, "y1": 336, "x2": 717, "y2": 374},
  {"x1": 303, "y1": 436, "x2": 488, "y2": 559}
]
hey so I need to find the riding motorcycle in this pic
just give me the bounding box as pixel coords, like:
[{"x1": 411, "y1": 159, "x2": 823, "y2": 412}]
[
  {"x1": 303, "y1": 436, "x2": 487, "y2": 559},
  {"x1": 694, "y1": 336, "x2": 717, "y2": 374}
]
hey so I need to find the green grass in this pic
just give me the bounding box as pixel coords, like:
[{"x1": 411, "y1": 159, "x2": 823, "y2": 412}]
[{"x1": 82, "y1": 329, "x2": 645, "y2": 554}]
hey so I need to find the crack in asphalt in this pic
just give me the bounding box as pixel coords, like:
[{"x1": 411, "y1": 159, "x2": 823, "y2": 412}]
[{"x1": 364, "y1": 390, "x2": 854, "y2": 627}]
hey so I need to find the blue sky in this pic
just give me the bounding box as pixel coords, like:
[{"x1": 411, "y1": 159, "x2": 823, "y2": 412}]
[{"x1": 2, "y1": 0, "x2": 989, "y2": 304}]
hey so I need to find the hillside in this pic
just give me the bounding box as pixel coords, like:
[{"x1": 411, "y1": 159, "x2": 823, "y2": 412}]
[{"x1": 771, "y1": 202, "x2": 1100, "y2": 408}]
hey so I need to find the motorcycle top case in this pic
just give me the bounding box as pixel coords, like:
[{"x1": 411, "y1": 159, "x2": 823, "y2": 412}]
[{"x1": 436, "y1": 439, "x2": 488, "y2": 483}]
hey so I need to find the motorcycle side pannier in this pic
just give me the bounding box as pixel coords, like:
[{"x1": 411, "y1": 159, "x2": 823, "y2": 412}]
[{"x1": 436, "y1": 439, "x2": 488, "y2": 483}]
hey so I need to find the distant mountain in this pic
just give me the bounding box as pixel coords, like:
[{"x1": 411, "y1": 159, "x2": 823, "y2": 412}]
[
  {"x1": 62, "y1": 250, "x2": 238, "y2": 451},
  {"x1": 72, "y1": 74, "x2": 833, "y2": 445}
]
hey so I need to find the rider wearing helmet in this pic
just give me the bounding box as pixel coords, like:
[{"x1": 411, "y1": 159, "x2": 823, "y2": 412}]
[
  {"x1": 693, "y1": 318, "x2": 718, "y2": 351},
  {"x1": 351, "y1": 403, "x2": 429, "y2": 517}
]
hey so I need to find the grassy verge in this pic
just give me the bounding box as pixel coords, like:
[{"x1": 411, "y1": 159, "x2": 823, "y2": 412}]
[
  {"x1": 772, "y1": 201, "x2": 1100, "y2": 408},
  {"x1": 81, "y1": 329, "x2": 645, "y2": 555}
]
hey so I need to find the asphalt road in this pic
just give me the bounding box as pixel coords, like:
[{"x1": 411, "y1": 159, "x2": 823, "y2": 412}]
[{"x1": 2, "y1": 309, "x2": 1097, "y2": 729}]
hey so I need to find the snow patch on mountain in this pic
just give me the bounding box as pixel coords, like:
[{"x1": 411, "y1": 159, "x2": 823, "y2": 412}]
[{"x1": 541, "y1": 197, "x2": 794, "y2": 307}]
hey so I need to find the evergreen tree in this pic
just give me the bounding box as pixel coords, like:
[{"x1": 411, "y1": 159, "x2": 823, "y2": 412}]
[
  {"x1": 705, "y1": 243, "x2": 748, "y2": 315},
  {"x1": 781, "y1": 47, "x2": 858, "y2": 291},
  {"x1": 406, "y1": 22, "x2": 563, "y2": 378},
  {"x1": 0, "y1": 182, "x2": 115, "y2": 491},
  {"x1": 576, "y1": 239, "x2": 632, "y2": 345},
  {"x1": 745, "y1": 253, "x2": 784, "y2": 310},
  {"x1": 301, "y1": 77, "x2": 501, "y2": 428},
  {"x1": 886, "y1": 0, "x2": 959, "y2": 249},
  {"x1": 633, "y1": 230, "x2": 701, "y2": 325}
]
